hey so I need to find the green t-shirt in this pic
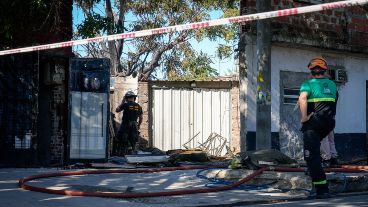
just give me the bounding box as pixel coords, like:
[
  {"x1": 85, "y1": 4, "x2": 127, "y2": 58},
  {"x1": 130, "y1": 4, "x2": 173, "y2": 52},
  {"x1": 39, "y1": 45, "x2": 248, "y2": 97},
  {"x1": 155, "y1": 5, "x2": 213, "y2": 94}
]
[
  {"x1": 300, "y1": 78, "x2": 337, "y2": 102},
  {"x1": 299, "y1": 78, "x2": 338, "y2": 118}
]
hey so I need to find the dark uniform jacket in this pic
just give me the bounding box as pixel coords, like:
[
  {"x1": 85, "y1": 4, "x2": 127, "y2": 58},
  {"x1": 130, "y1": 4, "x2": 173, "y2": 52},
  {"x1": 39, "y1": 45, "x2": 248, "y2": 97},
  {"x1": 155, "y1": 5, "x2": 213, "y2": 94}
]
[{"x1": 116, "y1": 101, "x2": 143, "y2": 125}]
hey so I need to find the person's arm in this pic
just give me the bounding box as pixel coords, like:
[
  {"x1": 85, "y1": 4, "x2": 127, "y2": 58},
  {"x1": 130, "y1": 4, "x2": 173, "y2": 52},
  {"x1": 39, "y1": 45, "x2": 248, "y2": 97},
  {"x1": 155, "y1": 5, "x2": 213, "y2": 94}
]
[
  {"x1": 138, "y1": 114, "x2": 143, "y2": 130},
  {"x1": 299, "y1": 92, "x2": 313, "y2": 123},
  {"x1": 115, "y1": 97, "x2": 126, "y2": 112}
]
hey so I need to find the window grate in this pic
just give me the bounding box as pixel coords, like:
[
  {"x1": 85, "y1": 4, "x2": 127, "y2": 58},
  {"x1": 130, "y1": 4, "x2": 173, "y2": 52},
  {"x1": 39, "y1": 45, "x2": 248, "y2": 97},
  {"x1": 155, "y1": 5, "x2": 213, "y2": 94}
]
[{"x1": 283, "y1": 87, "x2": 299, "y2": 105}]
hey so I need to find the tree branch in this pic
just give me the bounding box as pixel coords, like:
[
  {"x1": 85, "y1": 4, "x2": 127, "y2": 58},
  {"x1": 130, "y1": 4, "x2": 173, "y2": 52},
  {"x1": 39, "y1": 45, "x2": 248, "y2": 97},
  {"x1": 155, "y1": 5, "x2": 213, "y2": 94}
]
[{"x1": 142, "y1": 31, "x2": 189, "y2": 76}]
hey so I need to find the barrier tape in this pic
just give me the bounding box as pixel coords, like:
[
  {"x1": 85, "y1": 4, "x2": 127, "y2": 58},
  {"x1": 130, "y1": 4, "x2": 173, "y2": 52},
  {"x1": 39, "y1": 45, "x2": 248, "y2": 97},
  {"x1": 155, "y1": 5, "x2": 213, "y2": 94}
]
[{"x1": 1, "y1": 0, "x2": 368, "y2": 56}]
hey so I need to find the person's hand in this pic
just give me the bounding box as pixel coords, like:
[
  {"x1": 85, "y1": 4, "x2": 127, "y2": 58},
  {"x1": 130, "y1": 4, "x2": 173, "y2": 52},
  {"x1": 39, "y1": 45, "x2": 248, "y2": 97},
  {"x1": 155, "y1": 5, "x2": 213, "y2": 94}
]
[{"x1": 301, "y1": 112, "x2": 314, "y2": 123}]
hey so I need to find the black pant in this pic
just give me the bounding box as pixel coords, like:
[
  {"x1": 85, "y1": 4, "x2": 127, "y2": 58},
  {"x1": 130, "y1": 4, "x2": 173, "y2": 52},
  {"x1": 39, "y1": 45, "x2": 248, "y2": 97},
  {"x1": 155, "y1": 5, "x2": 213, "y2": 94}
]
[
  {"x1": 115, "y1": 121, "x2": 139, "y2": 155},
  {"x1": 301, "y1": 115, "x2": 335, "y2": 194}
]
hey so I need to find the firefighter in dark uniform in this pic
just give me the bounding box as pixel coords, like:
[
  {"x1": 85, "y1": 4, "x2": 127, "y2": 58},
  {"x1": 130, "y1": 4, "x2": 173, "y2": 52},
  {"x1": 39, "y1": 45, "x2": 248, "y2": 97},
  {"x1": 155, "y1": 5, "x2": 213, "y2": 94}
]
[
  {"x1": 299, "y1": 57, "x2": 338, "y2": 199},
  {"x1": 115, "y1": 91, "x2": 143, "y2": 155}
]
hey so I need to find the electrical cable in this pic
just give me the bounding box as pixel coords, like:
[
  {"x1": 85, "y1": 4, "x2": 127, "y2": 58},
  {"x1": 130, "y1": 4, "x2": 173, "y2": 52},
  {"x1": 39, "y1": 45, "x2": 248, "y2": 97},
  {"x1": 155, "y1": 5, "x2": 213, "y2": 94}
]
[{"x1": 196, "y1": 168, "x2": 277, "y2": 191}]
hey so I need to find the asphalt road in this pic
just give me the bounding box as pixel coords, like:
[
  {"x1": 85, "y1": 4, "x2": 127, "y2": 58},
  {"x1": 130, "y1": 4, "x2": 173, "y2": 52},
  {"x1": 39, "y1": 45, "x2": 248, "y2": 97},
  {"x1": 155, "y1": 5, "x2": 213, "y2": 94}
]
[{"x1": 238, "y1": 193, "x2": 368, "y2": 207}]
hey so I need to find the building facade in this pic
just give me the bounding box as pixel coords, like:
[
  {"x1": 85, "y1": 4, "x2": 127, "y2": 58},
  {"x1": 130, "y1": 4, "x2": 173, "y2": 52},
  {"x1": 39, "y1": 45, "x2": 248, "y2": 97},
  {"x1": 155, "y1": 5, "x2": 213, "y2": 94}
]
[
  {"x1": 241, "y1": 0, "x2": 368, "y2": 161},
  {"x1": 0, "y1": 0, "x2": 73, "y2": 166}
]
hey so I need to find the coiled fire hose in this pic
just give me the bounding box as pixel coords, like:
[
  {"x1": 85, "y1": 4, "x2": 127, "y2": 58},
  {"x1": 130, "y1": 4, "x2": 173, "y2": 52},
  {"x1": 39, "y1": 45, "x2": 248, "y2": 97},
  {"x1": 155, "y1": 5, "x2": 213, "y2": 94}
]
[{"x1": 18, "y1": 164, "x2": 368, "y2": 199}]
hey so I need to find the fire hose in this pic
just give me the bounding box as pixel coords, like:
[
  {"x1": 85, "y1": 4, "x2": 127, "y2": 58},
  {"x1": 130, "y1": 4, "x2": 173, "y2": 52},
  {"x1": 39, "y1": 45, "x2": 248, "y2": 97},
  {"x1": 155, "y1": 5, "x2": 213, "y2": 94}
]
[{"x1": 18, "y1": 164, "x2": 368, "y2": 199}]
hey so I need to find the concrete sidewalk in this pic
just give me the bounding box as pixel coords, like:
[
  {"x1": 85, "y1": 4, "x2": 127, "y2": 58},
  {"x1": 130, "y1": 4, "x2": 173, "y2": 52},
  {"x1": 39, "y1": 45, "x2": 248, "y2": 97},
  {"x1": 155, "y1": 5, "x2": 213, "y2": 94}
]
[
  {"x1": 0, "y1": 168, "x2": 307, "y2": 207},
  {"x1": 1, "y1": 167, "x2": 367, "y2": 207}
]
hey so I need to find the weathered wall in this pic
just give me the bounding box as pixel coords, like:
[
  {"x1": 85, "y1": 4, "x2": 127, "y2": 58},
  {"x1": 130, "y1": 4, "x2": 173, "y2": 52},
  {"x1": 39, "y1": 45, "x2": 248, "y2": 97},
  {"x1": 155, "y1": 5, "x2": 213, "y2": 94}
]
[
  {"x1": 231, "y1": 83, "x2": 241, "y2": 153},
  {"x1": 241, "y1": 0, "x2": 368, "y2": 159},
  {"x1": 242, "y1": 0, "x2": 368, "y2": 53},
  {"x1": 0, "y1": 0, "x2": 73, "y2": 166},
  {"x1": 48, "y1": 59, "x2": 68, "y2": 164},
  {"x1": 137, "y1": 81, "x2": 150, "y2": 147},
  {"x1": 245, "y1": 44, "x2": 368, "y2": 160},
  {"x1": 110, "y1": 76, "x2": 139, "y2": 124}
]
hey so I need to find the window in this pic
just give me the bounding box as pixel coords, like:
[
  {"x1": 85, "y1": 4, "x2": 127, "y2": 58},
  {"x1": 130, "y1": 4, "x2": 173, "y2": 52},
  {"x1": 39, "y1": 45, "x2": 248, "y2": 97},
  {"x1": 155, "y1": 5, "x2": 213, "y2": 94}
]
[{"x1": 283, "y1": 87, "x2": 299, "y2": 105}]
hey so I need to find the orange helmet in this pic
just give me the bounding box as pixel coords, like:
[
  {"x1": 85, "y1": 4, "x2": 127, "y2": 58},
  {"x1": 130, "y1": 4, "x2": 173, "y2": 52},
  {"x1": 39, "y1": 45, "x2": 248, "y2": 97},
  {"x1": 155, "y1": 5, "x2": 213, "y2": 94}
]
[{"x1": 308, "y1": 57, "x2": 328, "y2": 70}]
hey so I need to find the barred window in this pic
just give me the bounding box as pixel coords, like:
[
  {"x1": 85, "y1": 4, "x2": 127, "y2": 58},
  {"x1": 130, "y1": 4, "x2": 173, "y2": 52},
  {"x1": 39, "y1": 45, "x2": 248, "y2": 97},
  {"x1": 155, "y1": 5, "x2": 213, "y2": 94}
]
[{"x1": 283, "y1": 87, "x2": 299, "y2": 105}]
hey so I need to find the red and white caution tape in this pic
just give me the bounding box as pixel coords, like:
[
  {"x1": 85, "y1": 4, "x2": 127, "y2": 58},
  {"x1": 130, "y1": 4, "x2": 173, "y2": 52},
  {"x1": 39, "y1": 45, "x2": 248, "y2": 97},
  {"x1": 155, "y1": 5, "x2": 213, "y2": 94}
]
[{"x1": 0, "y1": 0, "x2": 367, "y2": 56}]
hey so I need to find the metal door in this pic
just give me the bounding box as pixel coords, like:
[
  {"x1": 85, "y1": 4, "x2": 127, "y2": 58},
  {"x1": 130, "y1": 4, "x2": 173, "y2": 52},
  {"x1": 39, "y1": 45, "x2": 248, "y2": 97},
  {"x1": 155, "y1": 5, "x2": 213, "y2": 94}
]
[
  {"x1": 68, "y1": 58, "x2": 110, "y2": 161},
  {"x1": 279, "y1": 71, "x2": 309, "y2": 160}
]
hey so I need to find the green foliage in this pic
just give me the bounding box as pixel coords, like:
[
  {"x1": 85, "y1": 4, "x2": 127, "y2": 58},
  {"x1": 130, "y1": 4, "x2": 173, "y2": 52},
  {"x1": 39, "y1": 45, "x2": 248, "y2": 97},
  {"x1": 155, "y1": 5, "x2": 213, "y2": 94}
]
[
  {"x1": 75, "y1": 0, "x2": 240, "y2": 79},
  {"x1": 0, "y1": 0, "x2": 61, "y2": 48},
  {"x1": 164, "y1": 51, "x2": 219, "y2": 81},
  {"x1": 77, "y1": 14, "x2": 113, "y2": 38},
  {"x1": 217, "y1": 44, "x2": 233, "y2": 60}
]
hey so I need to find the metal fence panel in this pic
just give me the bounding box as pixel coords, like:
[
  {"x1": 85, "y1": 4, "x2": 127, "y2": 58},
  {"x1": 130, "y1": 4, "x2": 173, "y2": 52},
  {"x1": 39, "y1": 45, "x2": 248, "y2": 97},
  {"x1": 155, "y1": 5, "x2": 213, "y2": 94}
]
[{"x1": 152, "y1": 87, "x2": 231, "y2": 155}]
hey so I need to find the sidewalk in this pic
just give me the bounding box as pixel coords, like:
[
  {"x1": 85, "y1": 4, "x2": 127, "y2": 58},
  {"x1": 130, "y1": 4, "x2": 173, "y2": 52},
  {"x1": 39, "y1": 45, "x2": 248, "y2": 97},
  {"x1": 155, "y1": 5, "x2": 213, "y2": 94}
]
[
  {"x1": 1, "y1": 167, "x2": 367, "y2": 207},
  {"x1": 0, "y1": 168, "x2": 306, "y2": 207}
]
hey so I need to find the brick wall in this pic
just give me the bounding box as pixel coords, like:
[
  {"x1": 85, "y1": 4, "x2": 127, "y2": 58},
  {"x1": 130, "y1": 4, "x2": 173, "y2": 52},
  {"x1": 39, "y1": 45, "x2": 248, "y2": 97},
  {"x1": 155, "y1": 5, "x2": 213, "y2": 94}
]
[
  {"x1": 137, "y1": 81, "x2": 150, "y2": 147},
  {"x1": 49, "y1": 59, "x2": 68, "y2": 164},
  {"x1": 230, "y1": 84, "x2": 241, "y2": 153},
  {"x1": 242, "y1": 0, "x2": 368, "y2": 52}
]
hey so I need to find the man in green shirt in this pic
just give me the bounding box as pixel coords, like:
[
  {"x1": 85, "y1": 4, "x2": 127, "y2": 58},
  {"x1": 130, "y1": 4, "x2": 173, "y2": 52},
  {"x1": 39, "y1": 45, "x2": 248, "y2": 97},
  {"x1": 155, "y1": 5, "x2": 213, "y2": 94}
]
[{"x1": 299, "y1": 57, "x2": 338, "y2": 199}]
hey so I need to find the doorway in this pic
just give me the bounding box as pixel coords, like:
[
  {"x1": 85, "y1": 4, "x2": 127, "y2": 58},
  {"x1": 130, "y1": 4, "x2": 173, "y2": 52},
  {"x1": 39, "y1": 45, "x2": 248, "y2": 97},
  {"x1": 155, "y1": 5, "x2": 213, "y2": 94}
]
[{"x1": 279, "y1": 71, "x2": 309, "y2": 160}]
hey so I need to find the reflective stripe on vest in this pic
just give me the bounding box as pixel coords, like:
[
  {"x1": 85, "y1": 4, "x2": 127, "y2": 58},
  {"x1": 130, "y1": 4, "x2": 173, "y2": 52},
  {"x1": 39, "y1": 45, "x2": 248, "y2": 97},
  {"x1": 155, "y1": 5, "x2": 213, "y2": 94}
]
[
  {"x1": 307, "y1": 98, "x2": 335, "y2": 102},
  {"x1": 313, "y1": 180, "x2": 327, "y2": 185}
]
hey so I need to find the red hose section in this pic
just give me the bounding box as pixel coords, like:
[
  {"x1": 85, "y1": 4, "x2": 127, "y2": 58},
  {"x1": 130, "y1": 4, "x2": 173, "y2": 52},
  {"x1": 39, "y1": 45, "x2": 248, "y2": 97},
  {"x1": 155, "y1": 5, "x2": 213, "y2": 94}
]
[
  {"x1": 340, "y1": 165, "x2": 368, "y2": 170},
  {"x1": 18, "y1": 165, "x2": 368, "y2": 199}
]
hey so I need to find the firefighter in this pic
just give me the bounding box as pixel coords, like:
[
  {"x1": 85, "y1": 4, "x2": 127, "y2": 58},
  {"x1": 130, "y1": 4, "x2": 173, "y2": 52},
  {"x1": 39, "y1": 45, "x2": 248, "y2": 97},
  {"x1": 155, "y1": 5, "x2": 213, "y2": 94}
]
[
  {"x1": 115, "y1": 91, "x2": 143, "y2": 155},
  {"x1": 299, "y1": 57, "x2": 338, "y2": 199}
]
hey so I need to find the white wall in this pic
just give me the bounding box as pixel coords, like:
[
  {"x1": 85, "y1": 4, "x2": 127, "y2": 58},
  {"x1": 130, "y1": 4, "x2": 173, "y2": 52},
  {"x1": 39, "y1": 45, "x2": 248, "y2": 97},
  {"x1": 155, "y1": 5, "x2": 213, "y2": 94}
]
[{"x1": 246, "y1": 45, "x2": 368, "y2": 133}]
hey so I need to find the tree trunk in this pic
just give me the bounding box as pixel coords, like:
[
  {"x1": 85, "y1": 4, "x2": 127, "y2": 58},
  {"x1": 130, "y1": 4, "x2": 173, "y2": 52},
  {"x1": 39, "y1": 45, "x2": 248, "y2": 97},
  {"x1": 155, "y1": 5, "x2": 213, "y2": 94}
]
[{"x1": 105, "y1": 0, "x2": 125, "y2": 76}]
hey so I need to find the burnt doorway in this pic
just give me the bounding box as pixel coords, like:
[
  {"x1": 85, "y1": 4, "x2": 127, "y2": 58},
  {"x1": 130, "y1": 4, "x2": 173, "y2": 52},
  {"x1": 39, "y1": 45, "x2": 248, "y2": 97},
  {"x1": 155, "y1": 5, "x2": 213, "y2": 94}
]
[
  {"x1": 279, "y1": 71, "x2": 309, "y2": 160},
  {"x1": 0, "y1": 54, "x2": 39, "y2": 166}
]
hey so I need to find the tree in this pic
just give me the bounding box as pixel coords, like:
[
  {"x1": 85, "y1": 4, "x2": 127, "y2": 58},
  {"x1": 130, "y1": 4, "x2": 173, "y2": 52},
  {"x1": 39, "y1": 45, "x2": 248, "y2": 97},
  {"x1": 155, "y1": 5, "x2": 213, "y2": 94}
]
[
  {"x1": 74, "y1": 0, "x2": 239, "y2": 80},
  {"x1": 0, "y1": 0, "x2": 72, "y2": 49}
]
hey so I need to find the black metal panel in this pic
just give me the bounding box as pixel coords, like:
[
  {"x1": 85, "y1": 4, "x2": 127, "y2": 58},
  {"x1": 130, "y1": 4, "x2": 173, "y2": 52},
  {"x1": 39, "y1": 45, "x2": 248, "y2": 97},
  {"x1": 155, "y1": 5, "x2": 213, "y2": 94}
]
[
  {"x1": 69, "y1": 58, "x2": 110, "y2": 93},
  {"x1": 67, "y1": 58, "x2": 110, "y2": 164},
  {"x1": 0, "y1": 54, "x2": 38, "y2": 166}
]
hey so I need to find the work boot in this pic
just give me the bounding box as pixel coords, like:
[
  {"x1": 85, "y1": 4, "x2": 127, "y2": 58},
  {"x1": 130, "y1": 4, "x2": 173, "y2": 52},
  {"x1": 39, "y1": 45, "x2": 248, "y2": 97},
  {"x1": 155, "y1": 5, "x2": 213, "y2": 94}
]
[
  {"x1": 316, "y1": 193, "x2": 332, "y2": 199},
  {"x1": 315, "y1": 183, "x2": 331, "y2": 199},
  {"x1": 330, "y1": 157, "x2": 338, "y2": 166}
]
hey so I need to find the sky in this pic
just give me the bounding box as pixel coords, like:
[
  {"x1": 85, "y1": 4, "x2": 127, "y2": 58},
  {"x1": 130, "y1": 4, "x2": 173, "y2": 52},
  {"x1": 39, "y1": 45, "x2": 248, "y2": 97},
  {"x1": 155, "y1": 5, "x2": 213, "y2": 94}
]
[{"x1": 72, "y1": 3, "x2": 237, "y2": 78}]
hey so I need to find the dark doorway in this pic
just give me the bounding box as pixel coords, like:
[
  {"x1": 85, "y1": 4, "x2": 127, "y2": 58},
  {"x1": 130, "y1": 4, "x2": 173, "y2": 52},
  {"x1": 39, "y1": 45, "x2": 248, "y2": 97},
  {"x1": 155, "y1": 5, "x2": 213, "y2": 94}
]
[
  {"x1": 366, "y1": 81, "x2": 368, "y2": 164},
  {"x1": 279, "y1": 71, "x2": 309, "y2": 160},
  {"x1": 0, "y1": 54, "x2": 38, "y2": 166}
]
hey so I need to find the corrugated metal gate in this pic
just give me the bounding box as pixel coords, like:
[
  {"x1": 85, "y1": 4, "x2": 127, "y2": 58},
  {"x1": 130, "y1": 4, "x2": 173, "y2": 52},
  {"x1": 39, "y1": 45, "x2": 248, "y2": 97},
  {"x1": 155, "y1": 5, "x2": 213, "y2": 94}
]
[{"x1": 152, "y1": 88, "x2": 231, "y2": 155}]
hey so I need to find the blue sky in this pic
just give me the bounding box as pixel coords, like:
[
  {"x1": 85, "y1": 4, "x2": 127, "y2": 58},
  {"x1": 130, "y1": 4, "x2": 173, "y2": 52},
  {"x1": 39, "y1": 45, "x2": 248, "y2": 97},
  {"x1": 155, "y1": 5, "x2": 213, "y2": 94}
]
[{"x1": 72, "y1": 4, "x2": 236, "y2": 77}]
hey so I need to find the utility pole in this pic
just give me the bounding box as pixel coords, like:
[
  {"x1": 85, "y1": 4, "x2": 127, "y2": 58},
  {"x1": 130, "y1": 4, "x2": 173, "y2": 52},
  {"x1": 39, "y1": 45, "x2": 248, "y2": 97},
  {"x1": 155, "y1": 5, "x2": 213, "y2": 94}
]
[
  {"x1": 256, "y1": 0, "x2": 272, "y2": 150},
  {"x1": 238, "y1": 0, "x2": 252, "y2": 152},
  {"x1": 238, "y1": 31, "x2": 247, "y2": 152}
]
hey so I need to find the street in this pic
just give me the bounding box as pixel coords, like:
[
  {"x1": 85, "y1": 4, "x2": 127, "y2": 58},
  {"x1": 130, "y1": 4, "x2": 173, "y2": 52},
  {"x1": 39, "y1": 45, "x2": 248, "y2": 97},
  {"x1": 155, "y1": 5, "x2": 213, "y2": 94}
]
[
  {"x1": 244, "y1": 194, "x2": 368, "y2": 207},
  {"x1": 1, "y1": 168, "x2": 367, "y2": 207}
]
